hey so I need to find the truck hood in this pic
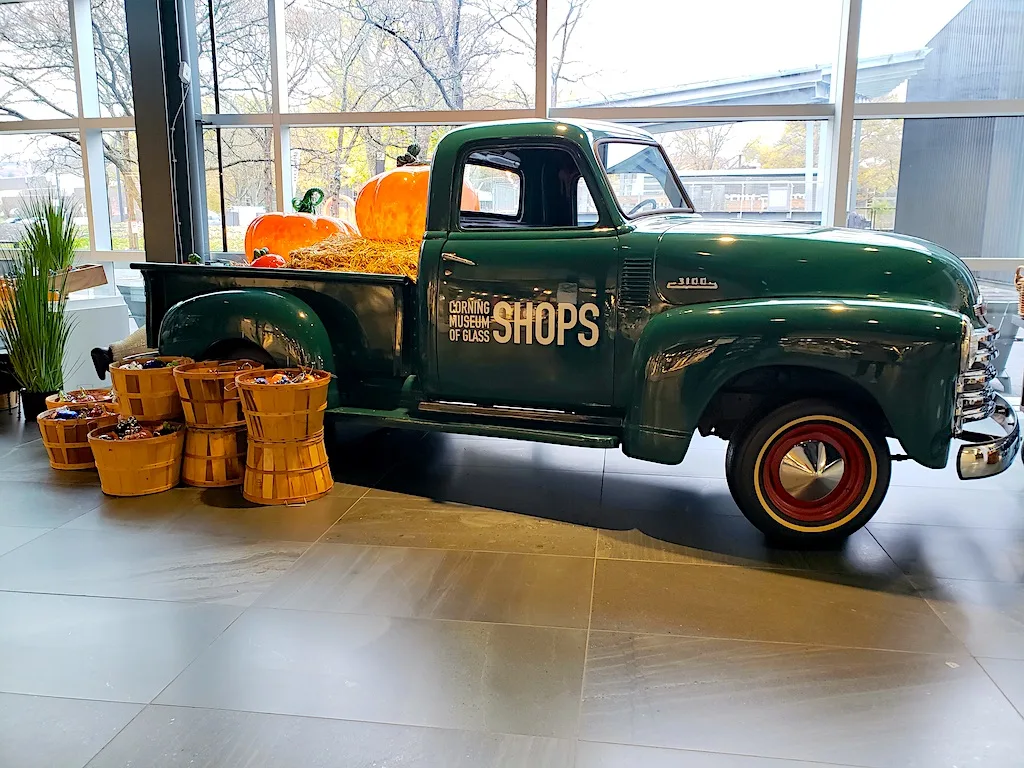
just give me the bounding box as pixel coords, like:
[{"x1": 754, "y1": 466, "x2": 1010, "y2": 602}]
[{"x1": 645, "y1": 218, "x2": 979, "y2": 322}]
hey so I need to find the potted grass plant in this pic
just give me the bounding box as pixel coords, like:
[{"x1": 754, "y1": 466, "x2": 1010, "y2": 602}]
[{"x1": 0, "y1": 196, "x2": 80, "y2": 421}]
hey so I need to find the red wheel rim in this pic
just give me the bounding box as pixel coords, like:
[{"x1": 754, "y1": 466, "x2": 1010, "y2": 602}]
[{"x1": 761, "y1": 422, "x2": 868, "y2": 524}]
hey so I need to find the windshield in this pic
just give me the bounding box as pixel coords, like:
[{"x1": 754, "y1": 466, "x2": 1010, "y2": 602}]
[{"x1": 597, "y1": 141, "x2": 691, "y2": 217}]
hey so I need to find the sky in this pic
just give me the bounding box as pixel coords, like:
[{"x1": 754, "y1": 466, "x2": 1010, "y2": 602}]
[
  {"x1": 554, "y1": 0, "x2": 973, "y2": 105},
  {"x1": 0, "y1": 0, "x2": 981, "y2": 189},
  {"x1": 547, "y1": 0, "x2": 972, "y2": 161}
]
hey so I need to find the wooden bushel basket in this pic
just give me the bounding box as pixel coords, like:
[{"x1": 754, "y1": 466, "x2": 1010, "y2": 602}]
[
  {"x1": 243, "y1": 432, "x2": 333, "y2": 505},
  {"x1": 111, "y1": 356, "x2": 192, "y2": 421},
  {"x1": 88, "y1": 424, "x2": 185, "y2": 496},
  {"x1": 235, "y1": 369, "x2": 331, "y2": 442},
  {"x1": 174, "y1": 360, "x2": 263, "y2": 427},
  {"x1": 37, "y1": 404, "x2": 118, "y2": 470},
  {"x1": 183, "y1": 426, "x2": 247, "y2": 487},
  {"x1": 45, "y1": 388, "x2": 116, "y2": 410}
]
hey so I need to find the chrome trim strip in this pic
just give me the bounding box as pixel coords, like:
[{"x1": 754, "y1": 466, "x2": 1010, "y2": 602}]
[
  {"x1": 957, "y1": 395, "x2": 1021, "y2": 480},
  {"x1": 958, "y1": 364, "x2": 997, "y2": 390},
  {"x1": 973, "y1": 347, "x2": 995, "y2": 366}
]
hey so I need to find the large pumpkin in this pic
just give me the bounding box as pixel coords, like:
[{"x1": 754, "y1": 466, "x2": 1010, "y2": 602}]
[
  {"x1": 243, "y1": 188, "x2": 358, "y2": 262},
  {"x1": 356, "y1": 145, "x2": 479, "y2": 242}
]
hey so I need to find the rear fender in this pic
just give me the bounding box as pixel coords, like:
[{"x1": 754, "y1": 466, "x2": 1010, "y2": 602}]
[
  {"x1": 158, "y1": 289, "x2": 339, "y2": 405},
  {"x1": 624, "y1": 298, "x2": 964, "y2": 468}
]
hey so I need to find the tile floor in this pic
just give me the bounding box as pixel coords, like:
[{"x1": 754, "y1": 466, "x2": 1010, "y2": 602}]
[{"x1": 0, "y1": 414, "x2": 1023, "y2": 767}]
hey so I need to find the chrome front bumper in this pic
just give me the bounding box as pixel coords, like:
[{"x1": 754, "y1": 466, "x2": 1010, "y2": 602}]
[{"x1": 957, "y1": 394, "x2": 1021, "y2": 480}]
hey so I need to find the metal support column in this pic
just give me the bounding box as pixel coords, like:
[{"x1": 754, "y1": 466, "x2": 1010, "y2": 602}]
[
  {"x1": 822, "y1": 0, "x2": 863, "y2": 227},
  {"x1": 270, "y1": 0, "x2": 292, "y2": 212},
  {"x1": 536, "y1": 0, "x2": 549, "y2": 114},
  {"x1": 125, "y1": 0, "x2": 206, "y2": 263},
  {"x1": 69, "y1": 0, "x2": 112, "y2": 251},
  {"x1": 804, "y1": 121, "x2": 816, "y2": 212},
  {"x1": 847, "y1": 119, "x2": 863, "y2": 220}
]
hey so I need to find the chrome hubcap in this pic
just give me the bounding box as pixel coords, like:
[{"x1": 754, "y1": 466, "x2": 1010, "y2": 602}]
[{"x1": 778, "y1": 440, "x2": 845, "y2": 501}]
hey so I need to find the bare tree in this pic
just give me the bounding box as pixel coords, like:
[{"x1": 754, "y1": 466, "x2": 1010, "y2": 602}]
[
  {"x1": 668, "y1": 125, "x2": 734, "y2": 171},
  {"x1": 0, "y1": 0, "x2": 142, "y2": 244},
  {"x1": 481, "y1": 0, "x2": 592, "y2": 107},
  {"x1": 2, "y1": 0, "x2": 593, "y2": 249},
  {"x1": 549, "y1": 0, "x2": 588, "y2": 107}
]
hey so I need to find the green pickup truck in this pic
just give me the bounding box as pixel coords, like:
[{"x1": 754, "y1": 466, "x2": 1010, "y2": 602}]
[{"x1": 139, "y1": 118, "x2": 1018, "y2": 542}]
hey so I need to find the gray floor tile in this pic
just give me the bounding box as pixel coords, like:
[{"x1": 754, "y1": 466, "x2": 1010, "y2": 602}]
[
  {"x1": 599, "y1": 475, "x2": 741, "y2": 516},
  {"x1": 869, "y1": 522, "x2": 1024, "y2": 583},
  {"x1": 329, "y1": 426, "x2": 430, "y2": 477},
  {"x1": 872, "y1": 483, "x2": 1024, "y2": 529},
  {"x1": 574, "y1": 742, "x2": 859, "y2": 768},
  {"x1": 977, "y1": 657, "x2": 1024, "y2": 717},
  {"x1": 0, "y1": 439, "x2": 103, "y2": 486},
  {"x1": 914, "y1": 578, "x2": 1024, "y2": 659},
  {"x1": 0, "y1": 591, "x2": 239, "y2": 702},
  {"x1": 65, "y1": 486, "x2": 358, "y2": 542},
  {"x1": 0, "y1": 413, "x2": 48, "y2": 452},
  {"x1": 596, "y1": 512, "x2": 898, "y2": 576},
  {"x1": 0, "y1": 480, "x2": 103, "y2": 527},
  {"x1": 86, "y1": 705, "x2": 574, "y2": 768},
  {"x1": 590, "y1": 560, "x2": 962, "y2": 653},
  {"x1": 0, "y1": 528, "x2": 309, "y2": 605},
  {"x1": 416, "y1": 433, "x2": 607, "y2": 472},
  {"x1": 368, "y1": 464, "x2": 604, "y2": 525},
  {"x1": 580, "y1": 632, "x2": 1024, "y2": 768},
  {"x1": 156, "y1": 608, "x2": 587, "y2": 738},
  {"x1": 324, "y1": 497, "x2": 598, "y2": 556},
  {"x1": 0, "y1": 692, "x2": 141, "y2": 768},
  {"x1": 604, "y1": 447, "x2": 725, "y2": 477},
  {"x1": 0, "y1": 525, "x2": 48, "y2": 556},
  {"x1": 891, "y1": 458, "x2": 1024, "y2": 491},
  {"x1": 328, "y1": 479, "x2": 377, "y2": 498},
  {"x1": 257, "y1": 543, "x2": 594, "y2": 628}
]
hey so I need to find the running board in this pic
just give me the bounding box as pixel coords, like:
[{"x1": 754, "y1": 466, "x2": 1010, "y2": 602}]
[
  {"x1": 416, "y1": 400, "x2": 621, "y2": 429},
  {"x1": 327, "y1": 406, "x2": 619, "y2": 449}
]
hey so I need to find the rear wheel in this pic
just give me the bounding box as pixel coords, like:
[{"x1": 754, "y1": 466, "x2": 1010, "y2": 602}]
[{"x1": 725, "y1": 399, "x2": 890, "y2": 543}]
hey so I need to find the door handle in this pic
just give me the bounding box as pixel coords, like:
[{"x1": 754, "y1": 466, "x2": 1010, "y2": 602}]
[{"x1": 442, "y1": 252, "x2": 476, "y2": 266}]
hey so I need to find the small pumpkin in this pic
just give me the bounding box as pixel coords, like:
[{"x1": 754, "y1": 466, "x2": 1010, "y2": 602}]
[
  {"x1": 356, "y1": 145, "x2": 479, "y2": 242},
  {"x1": 243, "y1": 188, "x2": 358, "y2": 263},
  {"x1": 250, "y1": 248, "x2": 287, "y2": 268}
]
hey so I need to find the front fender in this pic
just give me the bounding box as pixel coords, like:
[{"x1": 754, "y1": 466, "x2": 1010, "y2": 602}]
[
  {"x1": 158, "y1": 289, "x2": 339, "y2": 406},
  {"x1": 624, "y1": 298, "x2": 965, "y2": 468}
]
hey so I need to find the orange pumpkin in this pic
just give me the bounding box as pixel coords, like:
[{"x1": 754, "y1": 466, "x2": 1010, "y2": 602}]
[
  {"x1": 356, "y1": 146, "x2": 479, "y2": 242},
  {"x1": 243, "y1": 213, "x2": 358, "y2": 263}
]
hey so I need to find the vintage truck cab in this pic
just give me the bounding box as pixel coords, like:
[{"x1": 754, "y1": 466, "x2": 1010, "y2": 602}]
[{"x1": 140, "y1": 118, "x2": 1019, "y2": 543}]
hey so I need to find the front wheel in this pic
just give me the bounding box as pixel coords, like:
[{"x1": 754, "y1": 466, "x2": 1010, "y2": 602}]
[{"x1": 725, "y1": 400, "x2": 891, "y2": 543}]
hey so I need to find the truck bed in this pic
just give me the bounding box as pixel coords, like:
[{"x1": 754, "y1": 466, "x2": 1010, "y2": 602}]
[{"x1": 136, "y1": 262, "x2": 416, "y2": 383}]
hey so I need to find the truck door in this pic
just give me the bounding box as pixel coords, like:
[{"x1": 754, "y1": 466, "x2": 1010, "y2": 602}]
[{"x1": 434, "y1": 142, "x2": 618, "y2": 408}]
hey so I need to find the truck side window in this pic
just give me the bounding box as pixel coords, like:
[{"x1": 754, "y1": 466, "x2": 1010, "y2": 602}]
[
  {"x1": 459, "y1": 145, "x2": 599, "y2": 230},
  {"x1": 463, "y1": 163, "x2": 522, "y2": 216},
  {"x1": 577, "y1": 177, "x2": 598, "y2": 227}
]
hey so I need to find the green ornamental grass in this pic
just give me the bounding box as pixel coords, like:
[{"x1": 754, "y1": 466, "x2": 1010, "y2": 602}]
[{"x1": 0, "y1": 196, "x2": 81, "y2": 393}]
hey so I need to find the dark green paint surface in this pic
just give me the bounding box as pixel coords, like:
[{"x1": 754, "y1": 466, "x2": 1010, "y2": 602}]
[
  {"x1": 137, "y1": 118, "x2": 984, "y2": 470},
  {"x1": 625, "y1": 298, "x2": 963, "y2": 468}
]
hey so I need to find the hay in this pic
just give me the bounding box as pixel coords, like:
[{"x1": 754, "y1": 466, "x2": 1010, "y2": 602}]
[{"x1": 288, "y1": 235, "x2": 419, "y2": 280}]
